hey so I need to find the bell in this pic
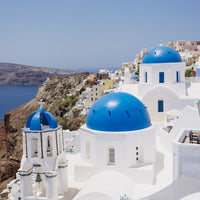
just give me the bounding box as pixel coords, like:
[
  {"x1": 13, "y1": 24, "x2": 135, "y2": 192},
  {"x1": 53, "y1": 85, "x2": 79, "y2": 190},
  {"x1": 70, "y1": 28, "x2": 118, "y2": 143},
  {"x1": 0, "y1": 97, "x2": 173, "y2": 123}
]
[{"x1": 35, "y1": 173, "x2": 42, "y2": 183}]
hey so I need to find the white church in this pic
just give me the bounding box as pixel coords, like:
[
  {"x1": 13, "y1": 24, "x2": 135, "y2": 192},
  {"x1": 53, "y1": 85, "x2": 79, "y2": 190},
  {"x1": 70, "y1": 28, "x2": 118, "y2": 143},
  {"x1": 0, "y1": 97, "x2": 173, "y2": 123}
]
[
  {"x1": 6, "y1": 46, "x2": 200, "y2": 200},
  {"x1": 120, "y1": 46, "x2": 200, "y2": 122}
]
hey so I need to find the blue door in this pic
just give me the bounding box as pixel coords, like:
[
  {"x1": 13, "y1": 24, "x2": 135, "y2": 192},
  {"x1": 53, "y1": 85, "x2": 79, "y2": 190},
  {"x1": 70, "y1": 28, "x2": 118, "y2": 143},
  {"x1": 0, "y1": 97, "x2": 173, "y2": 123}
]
[
  {"x1": 176, "y1": 71, "x2": 179, "y2": 82},
  {"x1": 145, "y1": 72, "x2": 147, "y2": 83},
  {"x1": 158, "y1": 100, "x2": 164, "y2": 112},
  {"x1": 159, "y1": 72, "x2": 164, "y2": 83}
]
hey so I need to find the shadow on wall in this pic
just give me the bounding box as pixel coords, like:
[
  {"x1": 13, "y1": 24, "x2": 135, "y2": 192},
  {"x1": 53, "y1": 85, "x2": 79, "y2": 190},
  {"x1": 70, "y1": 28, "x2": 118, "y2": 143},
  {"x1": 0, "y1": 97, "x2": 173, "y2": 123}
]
[{"x1": 144, "y1": 176, "x2": 200, "y2": 200}]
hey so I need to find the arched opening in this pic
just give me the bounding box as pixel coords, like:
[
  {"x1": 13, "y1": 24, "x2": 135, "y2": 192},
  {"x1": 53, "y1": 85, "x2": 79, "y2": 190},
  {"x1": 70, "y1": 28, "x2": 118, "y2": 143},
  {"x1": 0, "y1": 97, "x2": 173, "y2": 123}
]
[
  {"x1": 31, "y1": 137, "x2": 38, "y2": 158},
  {"x1": 86, "y1": 141, "x2": 90, "y2": 159},
  {"x1": 46, "y1": 136, "x2": 52, "y2": 157}
]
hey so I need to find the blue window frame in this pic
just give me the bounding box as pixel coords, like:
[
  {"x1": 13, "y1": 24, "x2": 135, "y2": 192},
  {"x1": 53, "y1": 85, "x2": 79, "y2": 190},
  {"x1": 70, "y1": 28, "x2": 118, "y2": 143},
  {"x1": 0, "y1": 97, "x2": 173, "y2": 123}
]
[
  {"x1": 159, "y1": 72, "x2": 164, "y2": 83},
  {"x1": 145, "y1": 72, "x2": 147, "y2": 83},
  {"x1": 176, "y1": 71, "x2": 179, "y2": 82},
  {"x1": 158, "y1": 100, "x2": 164, "y2": 112}
]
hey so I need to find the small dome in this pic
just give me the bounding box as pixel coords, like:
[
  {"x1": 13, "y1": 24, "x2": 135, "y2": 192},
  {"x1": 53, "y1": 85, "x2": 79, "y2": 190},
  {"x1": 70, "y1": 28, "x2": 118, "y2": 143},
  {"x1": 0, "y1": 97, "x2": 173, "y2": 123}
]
[
  {"x1": 26, "y1": 107, "x2": 58, "y2": 131},
  {"x1": 142, "y1": 46, "x2": 182, "y2": 64},
  {"x1": 86, "y1": 92, "x2": 151, "y2": 132}
]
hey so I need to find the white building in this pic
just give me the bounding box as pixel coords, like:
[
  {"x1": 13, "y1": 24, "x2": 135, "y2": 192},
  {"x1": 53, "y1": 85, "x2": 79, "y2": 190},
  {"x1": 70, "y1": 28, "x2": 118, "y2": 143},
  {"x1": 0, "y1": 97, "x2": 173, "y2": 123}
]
[
  {"x1": 18, "y1": 104, "x2": 68, "y2": 200},
  {"x1": 75, "y1": 92, "x2": 155, "y2": 185},
  {"x1": 7, "y1": 46, "x2": 200, "y2": 200},
  {"x1": 8, "y1": 92, "x2": 200, "y2": 200},
  {"x1": 120, "y1": 46, "x2": 200, "y2": 122}
]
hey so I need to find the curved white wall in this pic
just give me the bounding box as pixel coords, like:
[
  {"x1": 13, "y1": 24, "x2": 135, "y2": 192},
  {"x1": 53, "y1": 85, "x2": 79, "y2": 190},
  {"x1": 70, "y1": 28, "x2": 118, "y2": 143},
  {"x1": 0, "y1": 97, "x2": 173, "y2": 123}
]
[{"x1": 142, "y1": 86, "x2": 195, "y2": 122}]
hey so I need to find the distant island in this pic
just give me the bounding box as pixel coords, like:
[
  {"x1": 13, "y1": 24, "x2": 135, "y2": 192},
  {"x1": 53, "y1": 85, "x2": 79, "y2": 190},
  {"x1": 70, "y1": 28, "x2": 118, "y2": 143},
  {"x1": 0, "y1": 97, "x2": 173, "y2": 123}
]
[{"x1": 0, "y1": 62, "x2": 74, "y2": 85}]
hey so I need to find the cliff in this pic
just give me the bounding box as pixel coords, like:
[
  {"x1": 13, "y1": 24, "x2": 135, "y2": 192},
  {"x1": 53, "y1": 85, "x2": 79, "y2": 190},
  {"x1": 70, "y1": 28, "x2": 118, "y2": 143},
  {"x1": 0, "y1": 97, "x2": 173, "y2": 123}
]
[
  {"x1": 0, "y1": 72, "x2": 89, "y2": 191},
  {"x1": 0, "y1": 62, "x2": 73, "y2": 85}
]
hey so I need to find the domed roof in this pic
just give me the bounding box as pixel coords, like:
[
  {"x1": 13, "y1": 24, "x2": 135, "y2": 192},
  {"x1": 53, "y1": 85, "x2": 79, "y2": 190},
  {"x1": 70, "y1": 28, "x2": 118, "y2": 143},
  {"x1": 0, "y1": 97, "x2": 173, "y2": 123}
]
[
  {"x1": 142, "y1": 46, "x2": 182, "y2": 64},
  {"x1": 86, "y1": 92, "x2": 151, "y2": 132},
  {"x1": 26, "y1": 107, "x2": 58, "y2": 131}
]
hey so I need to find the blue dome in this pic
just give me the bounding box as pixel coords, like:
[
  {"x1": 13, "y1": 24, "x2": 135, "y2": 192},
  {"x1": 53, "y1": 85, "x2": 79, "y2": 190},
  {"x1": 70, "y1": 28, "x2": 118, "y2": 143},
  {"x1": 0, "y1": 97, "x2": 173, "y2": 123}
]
[
  {"x1": 26, "y1": 107, "x2": 58, "y2": 131},
  {"x1": 142, "y1": 46, "x2": 182, "y2": 64},
  {"x1": 86, "y1": 92, "x2": 151, "y2": 132}
]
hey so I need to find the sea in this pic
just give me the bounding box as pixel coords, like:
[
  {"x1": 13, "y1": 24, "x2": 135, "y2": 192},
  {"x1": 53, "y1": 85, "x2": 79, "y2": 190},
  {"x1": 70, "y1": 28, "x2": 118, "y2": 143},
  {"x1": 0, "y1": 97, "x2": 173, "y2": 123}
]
[{"x1": 0, "y1": 85, "x2": 39, "y2": 121}]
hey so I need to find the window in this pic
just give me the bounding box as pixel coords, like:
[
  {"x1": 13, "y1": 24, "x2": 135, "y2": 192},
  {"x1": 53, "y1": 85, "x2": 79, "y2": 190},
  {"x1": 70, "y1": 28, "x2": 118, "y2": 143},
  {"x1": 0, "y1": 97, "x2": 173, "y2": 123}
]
[
  {"x1": 136, "y1": 146, "x2": 139, "y2": 162},
  {"x1": 91, "y1": 97, "x2": 93, "y2": 101},
  {"x1": 59, "y1": 134, "x2": 62, "y2": 153},
  {"x1": 31, "y1": 137, "x2": 38, "y2": 158},
  {"x1": 159, "y1": 72, "x2": 164, "y2": 83},
  {"x1": 108, "y1": 147, "x2": 115, "y2": 165},
  {"x1": 176, "y1": 71, "x2": 179, "y2": 82},
  {"x1": 158, "y1": 100, "x2": 164, "y2": 112},
  {"x1": 145, "y1": 72, "x2": 147, "y2": 83},
  {"x1": 86, "y1": 141, "x2": 90, "y2": 159},
  {"x1": 96, "y1": 93, "x2": 98, "y2": 96},
  {"x1": 47, "y1": 136, "x2": 52, "y2": 157},
  {"x1": 96, "y1": 88, "x2": 98, "y2": 91}
]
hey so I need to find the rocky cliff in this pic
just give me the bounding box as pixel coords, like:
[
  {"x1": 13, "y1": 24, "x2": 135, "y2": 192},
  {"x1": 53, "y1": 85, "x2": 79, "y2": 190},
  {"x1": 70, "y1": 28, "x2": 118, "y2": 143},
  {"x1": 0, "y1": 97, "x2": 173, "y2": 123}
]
[
  {"x1": 0, "y1": 72, "x2": 89, "y2": 191},
  {"x1": 0, "y1": 62, "x2": 73, "y2": 85}
]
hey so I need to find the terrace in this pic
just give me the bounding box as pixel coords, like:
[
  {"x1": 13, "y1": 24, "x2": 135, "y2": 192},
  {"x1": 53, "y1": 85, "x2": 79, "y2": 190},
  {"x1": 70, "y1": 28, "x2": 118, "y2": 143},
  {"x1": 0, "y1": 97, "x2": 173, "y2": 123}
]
[{"x1": 178, "y1": 130, "x2": 200, "y2": 144}]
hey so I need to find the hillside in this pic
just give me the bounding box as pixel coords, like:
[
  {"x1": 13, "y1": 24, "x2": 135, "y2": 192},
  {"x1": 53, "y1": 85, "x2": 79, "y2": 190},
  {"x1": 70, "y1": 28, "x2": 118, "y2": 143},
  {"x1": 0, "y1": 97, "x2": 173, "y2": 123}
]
[
  {"x1": 0, "y1": 62, "x2": 73, "y2": 85},
  {"x1": 0, "y1": 72, "x2": 89, "y2": 192}
]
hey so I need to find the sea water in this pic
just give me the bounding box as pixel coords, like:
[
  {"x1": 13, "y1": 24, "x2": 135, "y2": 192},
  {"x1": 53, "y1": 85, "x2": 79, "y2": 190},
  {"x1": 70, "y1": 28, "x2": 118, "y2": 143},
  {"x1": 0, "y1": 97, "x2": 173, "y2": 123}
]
[{"x1": 0, "y1": 85, "x2": 38, "y2": 121}]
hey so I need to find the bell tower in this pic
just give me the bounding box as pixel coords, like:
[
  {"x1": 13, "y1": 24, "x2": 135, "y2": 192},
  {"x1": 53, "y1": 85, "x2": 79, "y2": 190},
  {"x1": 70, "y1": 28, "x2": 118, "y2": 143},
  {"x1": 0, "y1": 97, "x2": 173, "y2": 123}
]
[{"x1": 19, "y1": 100, "x2": 68, "y2": 200}]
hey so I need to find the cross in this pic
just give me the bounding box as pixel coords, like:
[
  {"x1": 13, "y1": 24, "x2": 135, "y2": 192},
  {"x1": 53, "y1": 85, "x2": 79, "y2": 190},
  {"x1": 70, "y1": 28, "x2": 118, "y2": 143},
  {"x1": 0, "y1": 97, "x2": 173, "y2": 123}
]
[{"x1": 38, "y1": 99, "x2": 44, "y2": 108}]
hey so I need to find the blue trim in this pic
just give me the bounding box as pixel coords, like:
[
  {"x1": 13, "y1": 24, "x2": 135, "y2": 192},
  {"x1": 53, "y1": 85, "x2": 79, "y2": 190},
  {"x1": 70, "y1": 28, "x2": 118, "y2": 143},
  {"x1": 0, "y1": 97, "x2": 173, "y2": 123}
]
[
  {"x1": 22, "y1": 125, "x2": 62, "y2": 132},
  {"x1": 45, "y1": 174, "x2": 57, "y2": 178},
  {"x1": 158, "y1": 100, "x2": 164, "y2": 112},
  {"x1": 19, "y1": 171, "x2": 32, "y2": 176},
  {"x1": 58, "y1": 164, "x2": 68, "y2": 168},
  {"x1": 159, "y1": 72, "x2": 164, "y2": 83}
]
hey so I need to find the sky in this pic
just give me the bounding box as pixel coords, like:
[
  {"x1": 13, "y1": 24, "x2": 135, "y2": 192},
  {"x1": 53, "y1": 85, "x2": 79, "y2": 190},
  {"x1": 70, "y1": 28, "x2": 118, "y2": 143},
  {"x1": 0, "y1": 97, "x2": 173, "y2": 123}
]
[{"x1": 0, "y1": 0, "x2": 200, "y2": 73}]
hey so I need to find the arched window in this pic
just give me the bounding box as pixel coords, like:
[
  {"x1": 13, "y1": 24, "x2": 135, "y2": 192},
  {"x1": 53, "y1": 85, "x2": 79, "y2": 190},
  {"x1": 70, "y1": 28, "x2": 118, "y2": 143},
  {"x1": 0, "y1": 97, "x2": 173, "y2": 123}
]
[
  {"x1": 86, "y1": 141, "x2": 90, "y2": 159},
  {"x1": 31, "y1": 137, "x2": 38, "y2": 158},
  {"x1": 47, "y1": 136, "x2": 52, "y2": 157}
]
